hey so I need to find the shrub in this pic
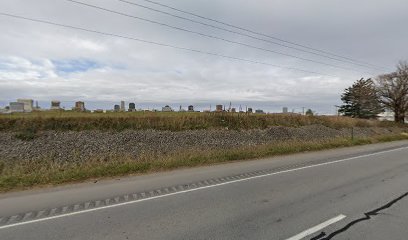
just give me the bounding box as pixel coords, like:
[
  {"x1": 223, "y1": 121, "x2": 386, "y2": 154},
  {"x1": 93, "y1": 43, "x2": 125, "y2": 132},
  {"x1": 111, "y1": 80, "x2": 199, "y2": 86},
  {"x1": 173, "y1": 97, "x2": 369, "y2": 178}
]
[
  {"x1": 14, "y1": 127, "x2": 38, "y2": 141},
  {"x1": 0, "y1": 161, "x2": 4, "y2": 175}
]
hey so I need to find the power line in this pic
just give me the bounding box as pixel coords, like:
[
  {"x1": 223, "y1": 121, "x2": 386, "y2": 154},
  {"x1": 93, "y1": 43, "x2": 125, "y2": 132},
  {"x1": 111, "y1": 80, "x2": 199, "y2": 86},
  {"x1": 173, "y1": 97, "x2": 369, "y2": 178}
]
[
  {"x1": 64, "y1": 0, "x2": 373, "y2": 75},
  {"x1": 118, "y1": 0, "x2": 383, "y2": 72},
  {"x1": 0, "y1": 12, "x2": 337, "y2": 77},
  {"x1": 136, "y1": 0, "x2": 388, "y2": 71}
]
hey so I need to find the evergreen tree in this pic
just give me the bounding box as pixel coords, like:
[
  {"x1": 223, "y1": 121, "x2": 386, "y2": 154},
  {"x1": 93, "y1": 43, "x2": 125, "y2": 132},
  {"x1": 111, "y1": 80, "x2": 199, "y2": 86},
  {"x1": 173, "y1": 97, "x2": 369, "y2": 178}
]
[
  {"x1": 339, "y1": 78, "x2": 383, "y2": 119},
  {"x1": 305, "y1": 109, "x2": 314, "y2": 116}
]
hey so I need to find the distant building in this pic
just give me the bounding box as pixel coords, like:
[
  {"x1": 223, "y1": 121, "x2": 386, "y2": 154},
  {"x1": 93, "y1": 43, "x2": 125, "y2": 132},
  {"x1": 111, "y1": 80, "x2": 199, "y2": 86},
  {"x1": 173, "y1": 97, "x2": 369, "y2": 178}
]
[
  {"x1": 34, "y1": 101, "x2": 40, "y2": 110},
  {"x1": 216, "y1": 105, "x2": 223, "y2": 112},
  {"x1": 128, "y1": 103, "x2": 136, "y2": 112},
  {"x1": 74, "y1": 101, "x2": 85, "y2": 112},
  {"x1": 114, "y1": 105, "x2": 120, "y2": 112},
  {"x1": 247, "y1": 108, "x2": 253, "y2": 113},
  {"x1": 231, "y1": 108, "x2": 236, "y2": 113},
  {"x1": 283, "y1": 107, "x2": 288, "y2": 113},
  {"x1": 9, "y1": 102, "x2": 25, "y2": 113},
  {"x1": 94, "y1": 109, "x2": 104, "y2": 113},
  {"x1": 188, "y1": 105, "x2": 194, "y2": 112},
  {"x1": 17, "y1": 99, "x2": 33, "y2": 112},
  {"x1": 120, "y1": 101, "x2": 125, "y2": 112},
  {"x1": 179, "y1": 105, "x2": 186, "y2": 112},
  {"x1": 162, "y1": 105, "x2": 173, "y2": 112},
  {"x1": 378, "y1": 110, "x2": 407, "y2": 122},
  {"x1": 50, "y1": 100, "x2": 61, "y2": 110},
  {"x1": 255, "y1": 109, "x2": 265, "y2": 114}
]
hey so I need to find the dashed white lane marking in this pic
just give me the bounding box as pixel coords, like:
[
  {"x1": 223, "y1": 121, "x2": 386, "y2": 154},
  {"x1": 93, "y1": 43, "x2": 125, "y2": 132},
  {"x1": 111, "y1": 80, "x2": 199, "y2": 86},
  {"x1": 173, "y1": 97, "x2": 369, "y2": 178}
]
[
  {"x1": 0, "y1": 146, "x2": 406, "y2": 230},
  {"x1": 286, "y1": 214, "x2": 347, "y2": 240}
]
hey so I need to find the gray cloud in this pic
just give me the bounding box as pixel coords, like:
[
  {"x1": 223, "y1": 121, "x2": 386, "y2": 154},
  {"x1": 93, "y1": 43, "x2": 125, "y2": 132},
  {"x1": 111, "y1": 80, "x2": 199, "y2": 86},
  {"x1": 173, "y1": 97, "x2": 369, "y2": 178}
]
[{"x1": 0, "y1": 0, "x2": 407, "y2": 114}]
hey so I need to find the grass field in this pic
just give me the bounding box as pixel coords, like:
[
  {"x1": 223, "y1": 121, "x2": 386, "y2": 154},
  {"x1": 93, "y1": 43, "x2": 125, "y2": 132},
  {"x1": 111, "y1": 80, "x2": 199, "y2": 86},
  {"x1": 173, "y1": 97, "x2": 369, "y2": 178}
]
[
  {"x1": 0, "y1": 111, "x2": 400, "y2": 132},
  {"x1": 0, "y1": 133, "x2": 407, "y2": 193}
]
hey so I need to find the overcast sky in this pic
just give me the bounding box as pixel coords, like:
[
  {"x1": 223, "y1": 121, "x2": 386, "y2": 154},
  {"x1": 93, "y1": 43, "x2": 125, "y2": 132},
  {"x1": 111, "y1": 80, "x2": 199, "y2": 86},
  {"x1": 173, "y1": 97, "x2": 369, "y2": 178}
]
[{"x1": 0, "y1": 0, "x2": 407, "y2": 113}]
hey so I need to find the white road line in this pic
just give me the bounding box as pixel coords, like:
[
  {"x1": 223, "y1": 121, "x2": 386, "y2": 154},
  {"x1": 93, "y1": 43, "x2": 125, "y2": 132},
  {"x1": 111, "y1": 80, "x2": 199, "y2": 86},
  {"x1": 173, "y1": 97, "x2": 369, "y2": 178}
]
[
  {"x1": 285, "y1": 214, "x2": 347, "y2": 240},
  {"x1": 0, "y1": 146, "x2": 406, "y2": 230}
]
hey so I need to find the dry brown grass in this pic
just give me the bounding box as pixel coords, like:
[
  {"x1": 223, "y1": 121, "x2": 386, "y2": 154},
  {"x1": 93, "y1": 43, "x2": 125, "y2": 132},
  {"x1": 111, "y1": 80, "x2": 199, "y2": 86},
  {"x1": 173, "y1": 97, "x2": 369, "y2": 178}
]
[{"x1": 0, "y1": 111, "x2": 399, "y2": 132}]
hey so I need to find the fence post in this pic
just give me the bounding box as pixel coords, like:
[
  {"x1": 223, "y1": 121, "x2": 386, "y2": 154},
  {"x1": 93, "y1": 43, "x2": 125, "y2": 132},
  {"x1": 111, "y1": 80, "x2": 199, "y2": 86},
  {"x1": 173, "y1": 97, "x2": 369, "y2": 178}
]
[{"x1": 351, "y1": 127, "x2": 354, "y2": 141}]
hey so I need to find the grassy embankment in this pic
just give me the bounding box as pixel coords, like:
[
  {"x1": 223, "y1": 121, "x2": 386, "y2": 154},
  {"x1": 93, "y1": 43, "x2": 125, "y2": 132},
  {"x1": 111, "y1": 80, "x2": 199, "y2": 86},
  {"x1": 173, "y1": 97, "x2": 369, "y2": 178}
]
[
  {"x1": 0, "y1": 111, "x2": 401, "y2": 132},
  {"x1": 0, "y1": 111, "x2": 406, "y2": 193}
]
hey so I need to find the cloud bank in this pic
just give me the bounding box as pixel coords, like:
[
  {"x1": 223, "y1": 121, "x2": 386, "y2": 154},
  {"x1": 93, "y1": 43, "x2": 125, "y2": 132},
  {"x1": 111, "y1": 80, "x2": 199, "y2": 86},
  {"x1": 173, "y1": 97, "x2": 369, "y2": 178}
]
[{"x1": 1, "y1": 0, "x2": 407, "y2": 114}]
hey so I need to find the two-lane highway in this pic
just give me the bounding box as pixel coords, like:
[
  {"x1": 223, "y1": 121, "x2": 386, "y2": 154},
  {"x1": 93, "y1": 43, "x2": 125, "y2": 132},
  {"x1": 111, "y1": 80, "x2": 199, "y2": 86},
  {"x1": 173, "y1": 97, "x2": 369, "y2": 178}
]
[{"x1": 1, "y1": 141, "x2": 408, "y2": 240}]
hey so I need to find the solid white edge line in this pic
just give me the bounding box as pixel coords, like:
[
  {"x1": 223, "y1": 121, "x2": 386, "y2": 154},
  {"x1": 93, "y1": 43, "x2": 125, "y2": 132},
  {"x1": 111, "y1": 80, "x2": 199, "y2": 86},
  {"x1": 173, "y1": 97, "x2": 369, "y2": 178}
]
[
  {"x1": 285, "y1": 214, "x2": 347, "y2": 240},
  {"x1": 0, "y1": 146, "x2": 406, "y2": 230}
]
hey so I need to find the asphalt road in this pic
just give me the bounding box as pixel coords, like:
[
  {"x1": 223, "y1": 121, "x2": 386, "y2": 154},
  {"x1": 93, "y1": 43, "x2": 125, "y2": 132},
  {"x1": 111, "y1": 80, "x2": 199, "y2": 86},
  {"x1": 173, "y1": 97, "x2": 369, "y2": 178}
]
[{"x1": 1, "y1": 141, "x2": 408, "y2": 240}]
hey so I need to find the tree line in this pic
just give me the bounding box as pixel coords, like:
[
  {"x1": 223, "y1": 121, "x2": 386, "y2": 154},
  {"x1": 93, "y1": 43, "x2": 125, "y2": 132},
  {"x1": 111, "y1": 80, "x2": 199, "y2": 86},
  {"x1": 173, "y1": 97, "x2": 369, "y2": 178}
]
[{"x1": 339, "y1": 61, "x2": 408, "y2": 123}]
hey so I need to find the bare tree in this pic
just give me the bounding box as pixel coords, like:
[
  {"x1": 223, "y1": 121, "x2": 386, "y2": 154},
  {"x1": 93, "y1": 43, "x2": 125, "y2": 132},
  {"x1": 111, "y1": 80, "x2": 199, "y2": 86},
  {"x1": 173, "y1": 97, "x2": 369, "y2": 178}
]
[{"x1": 376, "y1": 61, "x2": 408, "y2": 123}]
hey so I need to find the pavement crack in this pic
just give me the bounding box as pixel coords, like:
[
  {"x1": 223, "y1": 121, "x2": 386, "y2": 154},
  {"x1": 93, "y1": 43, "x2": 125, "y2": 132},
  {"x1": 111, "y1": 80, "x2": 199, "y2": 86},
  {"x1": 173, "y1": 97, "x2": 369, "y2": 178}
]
[{"x1": 311, "y1": 191, "x2": 408, "y2": 240}]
